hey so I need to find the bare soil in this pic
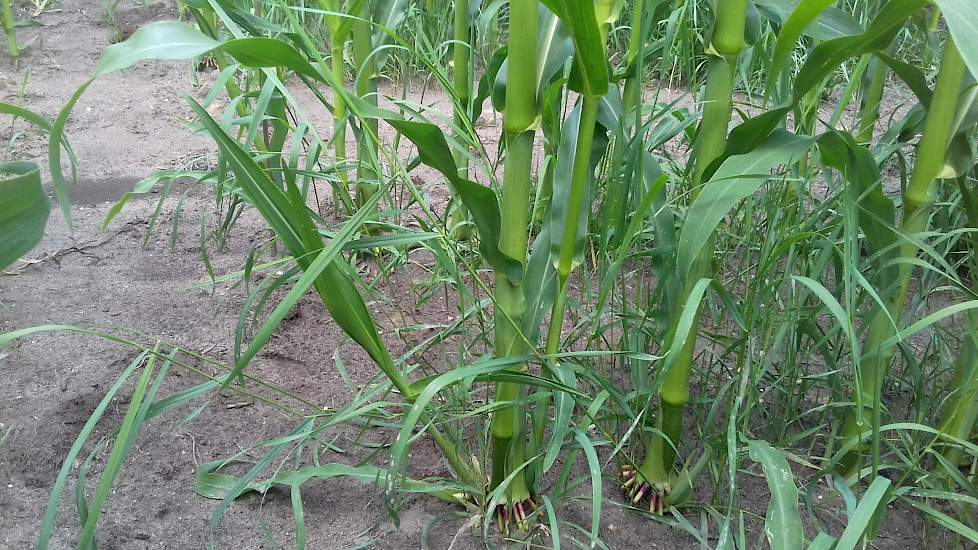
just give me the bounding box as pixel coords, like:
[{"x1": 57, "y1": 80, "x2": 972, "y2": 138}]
[{"x1": 0, "y1": 1, "x2": 936, "y2": 548}]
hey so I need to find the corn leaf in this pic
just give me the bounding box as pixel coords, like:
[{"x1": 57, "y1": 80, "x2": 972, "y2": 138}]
[
  {"x1": 755, "y1": 0, "x2": 861, "y2": 40},
  {"x1": 0, "y1": 162, "x2": 48, "y2": 271},
  {"x1": 677, "y1": 130, "x2": 813, "y2": 282},
  {"x1": 747, "y1": 440, "x2": 804, "y2": 550},
  {"x1": 188, "y1": 99, "x2": 396, "y2": 384},
  {"x1": 764, "y1": 0, "x2": 841, "y2": 100},
  {"x1": 221, "y1": 37, "x2": 324, "y2": 81},
  {"x1": 386, "y1": 118, "x2": 523, "y2": 282},
  {"x1": 94, "y1": 21, "x2": 218, "y2": 76},
  {"x1": 371, "y1": 0, "x2": 408, "y2": 70},
  {"x1": 793, "y1": 0, "x2": 926, "y2": 103},
  {"x1": 552, "y1": 0, "x2": 609, "y2": 98},
  {"x1": 549, "y1": 103, "x2": 608, "y2": 271},
  {"x1": 933, "y1": 0, "x2": 978, "y2": 79}
]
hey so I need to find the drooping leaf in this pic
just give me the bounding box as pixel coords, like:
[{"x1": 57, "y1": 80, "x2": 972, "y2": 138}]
[
  {"x1": 220, "y1": 37, "x2": 325, "y2": 81},
  {"x1": 755, "y1": 0, "x2": 861, "y2": 40},
  {"x1": 94, "y1": 21, "x2": 218, "y2": 76},
  {"x1": 387, "y1": 119, "x2": 523, "y2": 283},
  {"x1": 188, "y1": 99, "x2": 396, "y2": 384}
]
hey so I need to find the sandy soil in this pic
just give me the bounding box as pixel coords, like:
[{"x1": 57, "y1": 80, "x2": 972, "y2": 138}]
[{"x1": 0, "y1": 1, "x2": 936, "y2": 549}]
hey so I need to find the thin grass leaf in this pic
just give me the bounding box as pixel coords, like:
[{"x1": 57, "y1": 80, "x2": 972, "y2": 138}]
[
  {"x1": 834, "y1": 476, "x2": 891, "y2": 550},
  {"x1": 572, "y1": 430, "x2": 602, "y2": 549},
  {"x1": 77, "y1": 348, "x2": 159, "y2": 549}
]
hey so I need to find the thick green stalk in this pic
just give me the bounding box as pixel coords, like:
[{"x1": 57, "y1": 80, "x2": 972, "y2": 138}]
[
  {"x1": 638, "y1": 0, "x2": 747, "y2": 492},
  {"x1": 840, "y1": 39, "x2": 967, "y2": 473},
  {"x1": 489, "y1": 0, "x2": 537, "y2": 501},
  {"x1": 447, "y1": 0, "x2": 473, "y2": 236},
  {"x1": 353, "y1": 1, "x2": 380, "y2": 213}
]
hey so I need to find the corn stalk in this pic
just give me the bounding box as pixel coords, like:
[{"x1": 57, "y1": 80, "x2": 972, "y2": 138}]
[
  {"x1": 626, "y1": 0, "x2": 749, "y2": 509},
  {"x1": 488, "y1": 0, "x2": 538, "y2": 525},
  {"x1": 840, "y1": 38, "x2": 968, "y2": 477},
  {"x1": 447, "y1": 0, "x2": 473, "y2": 237}
]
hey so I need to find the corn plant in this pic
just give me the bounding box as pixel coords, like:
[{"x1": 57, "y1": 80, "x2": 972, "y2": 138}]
[{"x1": 12, "y1": 0, "x2": 978, "y2": 547}]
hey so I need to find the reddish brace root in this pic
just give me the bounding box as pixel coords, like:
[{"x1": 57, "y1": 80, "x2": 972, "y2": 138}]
[
  {"x1": 621, "y1": 466, "x2": 668, "y2": 515},
  {"x1": 495, "y1": 498, "x2": 537, "y2": 532}
]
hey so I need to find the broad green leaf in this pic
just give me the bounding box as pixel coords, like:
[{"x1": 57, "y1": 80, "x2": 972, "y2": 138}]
[
  {"x1": 548, "y1": 103, "x2": 607, "y2": 273},
  {"x1": 371, "y1": 0, "x2": 409, "y2": 70},
  {"x1": 933, "y1": 0, "x2": 978, "y2": 80},
  {"x1": 94, "y1": 21, "x2": 218, "y2": 76},
  {"x1": 816, "y1": 131, "x2": 897, "y2": 284},
  {"x1": 0, "y1": 102, "x2": 56, "y2": 132},
  {"x1": 536, "y1": 5, "x2": 574, "y2": 97},
  {"x1": 51, "y1": 22, "x2": 217, "y2": 229},
  {"x1": 677, "y1": 130, "x2": 813, "y2": 281},
  {"x1": 755, "y1": 0, "x2": 861, "y2": 40},
  {"x1": 553, "y1": 0, "x2": 609, "y2": 98},
  {"x1": 0, "y1": 162, "x2": 48, "y2": 270},
  {"x1": 793, "y1": 0, "x2": 926, "y2": 103},
  {"x1": 747, "y1": 440, "x2": 804, "y2": 550},
  {"x1": 386, "y1": 119, "x2": 523, "y2": 283},
  {"x1": 807, "y1": 533, "x2": 837, "y2": 550},
  {"x1": 221, "y1": 37, "x2": 324, "y2": 81},
  {"x1": 876, "y1": 53, "x2": 932, "y2": 108}
]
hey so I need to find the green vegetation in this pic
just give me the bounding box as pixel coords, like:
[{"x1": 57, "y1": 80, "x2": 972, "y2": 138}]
[{"x1": 3, "y1": 0, "x2": 978, "y2": 547}]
